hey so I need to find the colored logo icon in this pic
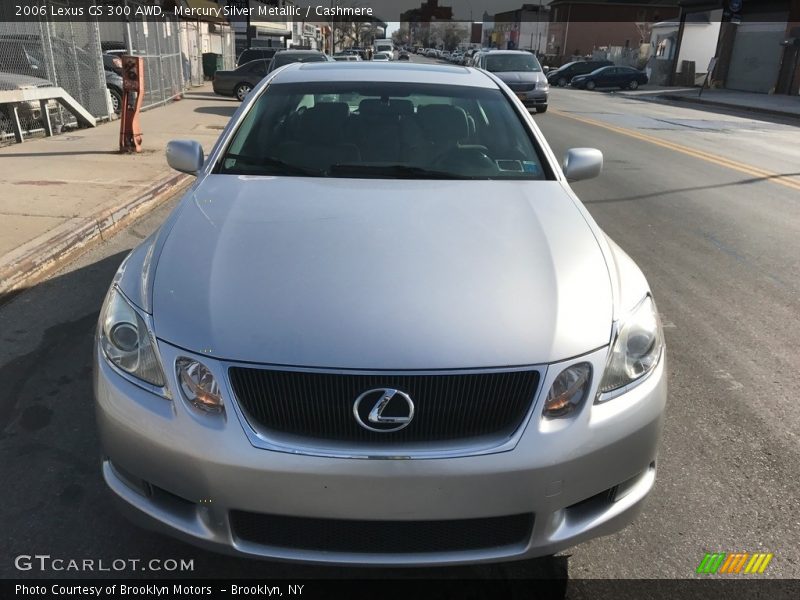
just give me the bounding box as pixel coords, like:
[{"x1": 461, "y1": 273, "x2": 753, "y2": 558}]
[{"x1": 697, "y1": 552, "x2": 773, "y2": 574}]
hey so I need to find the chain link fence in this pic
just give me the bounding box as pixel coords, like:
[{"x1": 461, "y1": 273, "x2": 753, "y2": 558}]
[
  {"x1": 0, "y1": 0, "x2": 110, "y2": 142},
  {"x1": 99, "y1": 0, "x2": 183, "y2": 111},
  {"x1": 1, "y1": 1, "x2": 235, "y2": 144}
]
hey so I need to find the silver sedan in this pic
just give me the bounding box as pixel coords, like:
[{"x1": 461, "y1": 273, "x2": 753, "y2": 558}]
[{"x1": 95, "y1": 62, "x2": 666, "y2": 565}]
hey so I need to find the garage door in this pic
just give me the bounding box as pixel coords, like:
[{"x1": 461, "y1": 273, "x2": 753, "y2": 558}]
[{"x1": 726, "y1": 17, "x2": 787, "y2": 93}]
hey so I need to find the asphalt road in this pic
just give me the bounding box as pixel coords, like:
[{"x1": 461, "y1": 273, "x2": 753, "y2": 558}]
[{"x1": 1, "y1": 63, "x2": 799, "y2": 582}]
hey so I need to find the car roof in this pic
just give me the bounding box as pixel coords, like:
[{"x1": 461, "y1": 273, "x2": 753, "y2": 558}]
[
  {"x1": 275, "y1": 49, "x2": 324, "y2": 55},
  {"x1": 484, "y1": 50, "x2": 535, "y2": 56},
  {"x1": 270, "y1": 63, "x2": 497, "y2": 88}
]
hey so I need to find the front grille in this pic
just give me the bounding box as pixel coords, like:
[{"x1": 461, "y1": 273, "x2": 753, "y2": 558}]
[
  {"x1": 228, "y1": 367, "x2": 540, "y2": 444},
  {"x1": 230, "y1": 511, "x2": 534, "y2": 554},
  {"x1": 508, "y1": 83, "x2": 536, "y2": 92}
]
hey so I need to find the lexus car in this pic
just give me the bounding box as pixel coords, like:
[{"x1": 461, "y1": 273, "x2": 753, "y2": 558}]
[{"x1": 95, "y1": 62, "x2": 667, "y2": 565}]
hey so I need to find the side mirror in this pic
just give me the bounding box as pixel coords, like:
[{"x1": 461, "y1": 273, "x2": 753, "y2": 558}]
[
  {"x1": 562, "y1": 148, "x2": 603, "y2": 182},
  {"x1": 166, "y1": 140, "x2": 204, "y2": 175},
  {"x1": 543, "y1": 65, "x2": 550, "y2": 73}
]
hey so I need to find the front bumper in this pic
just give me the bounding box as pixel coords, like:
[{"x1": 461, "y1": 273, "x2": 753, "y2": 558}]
[
  {"x1": 515, "y1": 90, "x2": 549, "y2": 109},
  {"x1": 95, "y1": 340, "x2": 667, "y2": 566}
]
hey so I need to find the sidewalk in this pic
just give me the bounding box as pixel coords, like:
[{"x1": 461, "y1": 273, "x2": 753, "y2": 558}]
[
  {"x1": 0, "y1": 84, "x2": 237, "y2": 298},
  {"x1": 617, "y1": 86, "x2": 800, "y2": 120}
]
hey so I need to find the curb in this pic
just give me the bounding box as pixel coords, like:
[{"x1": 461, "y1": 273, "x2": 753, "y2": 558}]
[
  {"x1": 648, "y1": 93, "x2": 800, "y2": 120},
  {"x1": 0, "y1": 171, "x2": 191, "y2": 300}
]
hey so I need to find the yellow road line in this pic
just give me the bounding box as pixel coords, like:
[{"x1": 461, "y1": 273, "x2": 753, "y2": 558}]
[{"x1": 549, "y1": 108, "x2": 800, "y2": 193}]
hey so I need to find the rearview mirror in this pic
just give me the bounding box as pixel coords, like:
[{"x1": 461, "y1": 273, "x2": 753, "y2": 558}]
[
  {"x1": 562, "y1": 148, "x2": 603, "y2": 182},
  {"x1": 166, "y1": 140, "x2": 204, "y2": 175}
]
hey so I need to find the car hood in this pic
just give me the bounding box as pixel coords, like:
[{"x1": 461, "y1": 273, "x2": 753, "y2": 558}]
[
  {"x1": 0, "y1": 71, "x2": 53, "y2": 88},
  {"x1": 494, "y1": 71, "x2": 544, "y2": 84},
  {"x1": 152, "y1": 176, "x2": 613, "y2": 369}
]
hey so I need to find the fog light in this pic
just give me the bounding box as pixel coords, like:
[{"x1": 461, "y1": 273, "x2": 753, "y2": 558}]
[
  {"x1": 176, "y1": 357, "x2": 223, "y2": 413},
  {"x1": 543, "y1": 363, "x2": 592, "y2": 418}
]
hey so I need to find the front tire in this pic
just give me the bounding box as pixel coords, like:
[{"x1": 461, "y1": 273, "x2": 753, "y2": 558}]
[
  {"x1": 585, "y1": 80, "x2": 596, "y2": 90},
  {"x1": 628, "y1": 80, "x2": 639, "y2": 90},
  {"x1": 235, "y1": 83, "x2": 252, "y2": 101},
  {"x1": 558, "y1": 77, "x2": 567, "y2": 87},
  {"x1": 108, "y1": 86, "x2": 122, "y2": 114},
  {"x1": 536, "y1": 105, "x2": 548, "y2": 114}
]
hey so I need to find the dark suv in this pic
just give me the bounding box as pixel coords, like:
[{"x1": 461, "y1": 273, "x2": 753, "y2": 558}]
[
  {"x1": 237, "y1": 47, "x2": 278, "y2": 67},
  {"x1": 547, "y1": 60, "x2": 613, "y2": 87}
]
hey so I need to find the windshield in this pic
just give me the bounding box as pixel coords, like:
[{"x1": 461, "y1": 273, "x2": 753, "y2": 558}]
[
  {"x1": 219, "y1": 81, "x2": 550, "y2": 180},
  {"x1": 485, "y1": 54, "x2": 542, "y2": 73}
]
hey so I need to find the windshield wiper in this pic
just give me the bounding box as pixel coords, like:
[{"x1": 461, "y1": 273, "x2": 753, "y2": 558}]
[
  {"x1": 327, "y1": 164, "x2": 468, "y2": 179},
  {"x1": 222, "y1": 153, "x2": 323, "y2": 177}
]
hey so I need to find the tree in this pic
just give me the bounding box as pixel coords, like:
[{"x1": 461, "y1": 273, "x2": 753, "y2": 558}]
[{"x1": 442, "y1": 22, "x2": 468, "y2": 51}]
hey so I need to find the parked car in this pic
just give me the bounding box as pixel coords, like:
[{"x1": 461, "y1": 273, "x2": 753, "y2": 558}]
[
  {"x1": 212, "y1": 59, "x2": 270, "y2": 100},
  {"x1": 571, "y1": 65, "x2": 649, "y2": 90},
  {"x1": 100, "y1": 47, "x2": 124, "y2": 113},
  {"x1": 546, "y1": 60, "x2": 613, "y2": 87},
  {"x1": 425, "y1": 48, "x2": 437, "y2": 58},
  {"x1": 0, "y1": 72, "x2": 58, "y2": 135},
  {"x1": 474, "y1": 50, "x2": 550, "y2": 113},
  {"x1": 470, "y1": 50, "x2": 493, "y2": 67},
  {"x1": 105, "y1": 69, "x2": 124, "y2": 114},
  {"x1": 97, "y1": 61, "x2": 666, "y2": 566},
  {"x1": 372, "y1": 52, "x2": 391, "y2": 62},
  {"x1": 348, "y1": 47, "x2": 369, "y2": 61},
  {"x1": 237, "y1": 47, "x2": 278, "y2": 68},
  {"x1": 268, "y1": 49, "x2": 330, "y2": 73},
  {"x1": 333, "y1": 54, "x2": 361, "y2": 62},
  {"x1": 398, "y1": 51, "x2": 410, "y2": 61}
]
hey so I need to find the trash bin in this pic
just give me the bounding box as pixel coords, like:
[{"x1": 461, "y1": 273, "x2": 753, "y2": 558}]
[{"x1": 202, "y1": 53, "x2": 223, "y2": 78}]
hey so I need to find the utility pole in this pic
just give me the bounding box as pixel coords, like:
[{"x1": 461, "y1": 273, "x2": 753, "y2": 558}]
[
  {"x1": 535, "y1": 0, "x2": 542, "y2": 55},
  {"x1": 245, "y1": 0, "x2": 252, "y2": 49},
  {"x1": 330, "y1": 0, "x2": 334, "y2": 54}
]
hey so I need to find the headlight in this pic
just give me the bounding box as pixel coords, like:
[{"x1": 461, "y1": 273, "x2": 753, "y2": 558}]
[
  {"x1": 99, "y1": 287, "x2": 166, "y2": 388},
  {"x1": 538, "y1": 81, "x2": 550, "y2": 90},
  {"x1": 597, "y1": 295, "x2": 663, "y2": 400},
  {"x1": 176, "y1": 358, "x2": 224, "y2": 414},
  {"x1": 543, "y1": 362, "x2": 592, "y2": 419}
]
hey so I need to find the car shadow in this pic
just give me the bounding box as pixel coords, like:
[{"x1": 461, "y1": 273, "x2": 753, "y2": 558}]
[
  {"x1": 581, "y1": 172, "x2": 800, "y2": 204},
  {"x1": 194, "y1": 105, "x2": 238, "y2": 118},
  {"x1": 0, "y1": 253, "x2": 569, "y2": 592}
]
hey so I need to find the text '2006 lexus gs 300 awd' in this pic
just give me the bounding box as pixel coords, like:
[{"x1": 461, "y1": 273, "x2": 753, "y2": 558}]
[{"x1": 94, "y1": 62, "x2": 666, "y2": 565}]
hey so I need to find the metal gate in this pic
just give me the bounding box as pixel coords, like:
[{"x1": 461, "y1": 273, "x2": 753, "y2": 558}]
[{"x1": 727, "y1": 18, "x2": 788, "y2": 93}]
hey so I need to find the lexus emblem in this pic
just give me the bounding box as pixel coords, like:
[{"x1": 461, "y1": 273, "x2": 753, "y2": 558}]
[{"x1": 353, "y1": 388, "x2": 415, "y2": 432}]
